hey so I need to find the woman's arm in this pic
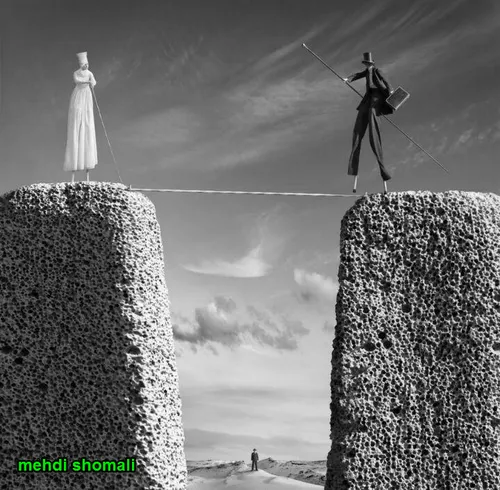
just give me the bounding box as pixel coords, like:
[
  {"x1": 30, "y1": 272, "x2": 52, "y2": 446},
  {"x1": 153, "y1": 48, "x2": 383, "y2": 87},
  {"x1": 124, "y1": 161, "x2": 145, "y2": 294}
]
[
  {"x1": 73, "y1": 70, "x2": 88, "y2": 84},
  {"x1": 89, "y1": 71, "x2": 97, "y2": 88},
  {"x1": 72, "y1": 70, "x2": 93, "y2": 86}
]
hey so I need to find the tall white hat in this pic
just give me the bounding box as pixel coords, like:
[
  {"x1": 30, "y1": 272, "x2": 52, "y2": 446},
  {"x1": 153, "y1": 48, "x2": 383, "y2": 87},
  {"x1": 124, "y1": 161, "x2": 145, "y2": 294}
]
[{"x1": 76, "y1": 52, "x2": 88, "y2": 66}]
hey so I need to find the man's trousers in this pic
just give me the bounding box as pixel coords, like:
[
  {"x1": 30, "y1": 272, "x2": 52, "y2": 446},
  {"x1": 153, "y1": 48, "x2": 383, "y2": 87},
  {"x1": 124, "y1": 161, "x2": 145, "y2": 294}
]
[
  {"x1": 251, "y1": 461, "x2": 258, "y2": 471},
  {"x1": 348, "y1": 105, "x2": 392, "y2": 181}
]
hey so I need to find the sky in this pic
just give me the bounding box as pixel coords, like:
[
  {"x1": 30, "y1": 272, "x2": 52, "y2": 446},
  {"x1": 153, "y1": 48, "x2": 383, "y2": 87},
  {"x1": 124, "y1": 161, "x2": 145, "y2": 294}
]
[{"x1": 1, "y1": 0, "x2": 500, "y2": 462}]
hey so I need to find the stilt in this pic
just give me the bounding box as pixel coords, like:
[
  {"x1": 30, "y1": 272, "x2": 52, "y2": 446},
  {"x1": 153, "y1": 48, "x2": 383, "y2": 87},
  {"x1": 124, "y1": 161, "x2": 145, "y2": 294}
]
[
  {"x1": 71, "y1": 172, "x2": 75, "y2": 183},
  {"x1": 383, "y1": 181, "x2": 388, "y2": 194},
  {"x1": 353, "y1": 175, "x2": 358, "y2": 193},
  {"x1": 86, "y1": 170, "x2": 90, "y2": 183}
]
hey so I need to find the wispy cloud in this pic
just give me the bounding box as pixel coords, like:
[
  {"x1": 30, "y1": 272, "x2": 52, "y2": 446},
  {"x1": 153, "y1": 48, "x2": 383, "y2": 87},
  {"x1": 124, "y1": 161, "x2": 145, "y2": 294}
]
[
  {"x1": 182, "y1": 207, "x2": 287, "y2": 278},
  {"x1": 390, "y1": 99, "x2": 500, "y2": 172},
  {"x1": 116, "y1": 22, "x2": 355, "y2": 172},
  {"x1": 156, "y1": 34, "x2": 212, "y2": 89},
  {"x1": 293, "y1": 268, "x2": 338, "y2": 304},
  {"x1": 365, "y1": 2, "x2": 500, "y2": 80},
  {"x1": 250, "y1": 22, "x2": 330, "y2": 78},
  {"x1": 284, "y1": 250, "x2": 339, "y2": 270},
  {"x1": 183, "y1": 243, "x2": 271, "y2": 278},
  {"x1": 94, "y1": 56, "x2": 123, "y2": 90},
  {"x1": 117, "y1": 107, "x2": 202, "y2": 149},
  {"x1": 400, "y1": 121, "x2": 500, "y2": 170},
  {"x1": 449, "y1": 128, "x2": 475, "y2": 153},
  {"x1": 172, "y1": 296, "x2": 309, "y2": 352}
]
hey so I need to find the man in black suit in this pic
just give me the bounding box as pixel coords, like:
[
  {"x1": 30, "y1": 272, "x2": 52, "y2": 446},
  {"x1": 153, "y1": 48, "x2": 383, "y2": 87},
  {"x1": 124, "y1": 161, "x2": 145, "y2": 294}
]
[
  {"x1": 343, "y1": 52, "x2": 394, "y2": 193},
  {"x1": 251, "y1": 449, "x2": 259, "y2": 471}
]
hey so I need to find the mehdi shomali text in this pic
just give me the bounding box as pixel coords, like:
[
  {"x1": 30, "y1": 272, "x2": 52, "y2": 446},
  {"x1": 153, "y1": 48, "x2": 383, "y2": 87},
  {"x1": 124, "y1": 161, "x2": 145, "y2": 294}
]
[{"x1": 17, "y1": 458, "x2": 136, "y2": 472}]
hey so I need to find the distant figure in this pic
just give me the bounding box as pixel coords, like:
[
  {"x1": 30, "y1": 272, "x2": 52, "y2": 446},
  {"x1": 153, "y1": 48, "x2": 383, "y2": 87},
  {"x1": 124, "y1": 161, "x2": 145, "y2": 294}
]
[
  {"x1": 343, "y1": 52, "x2": 394, "y2": 194},
  {"x1": 64, "y1": 51, "x2": 98, "y2": 183},
  {"x1": 251, "y1": 448, "x2": 259, "y2": 471}
]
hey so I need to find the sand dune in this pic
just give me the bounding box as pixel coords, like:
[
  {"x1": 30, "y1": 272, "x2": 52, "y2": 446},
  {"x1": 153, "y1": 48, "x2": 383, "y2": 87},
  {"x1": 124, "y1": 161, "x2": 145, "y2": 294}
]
[{"x1": 187, "y1": 458, "x2": 325, "y2": 488}]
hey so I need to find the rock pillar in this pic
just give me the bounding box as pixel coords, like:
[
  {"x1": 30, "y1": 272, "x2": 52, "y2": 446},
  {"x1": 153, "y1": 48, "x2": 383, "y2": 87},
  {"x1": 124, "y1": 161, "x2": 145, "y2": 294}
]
[
  {"x1": 326, "y1": 191, "x2": 500, "y2": 489},
  {"x1": 0, "y1": 183, "x2": 186, "y2": 489}
]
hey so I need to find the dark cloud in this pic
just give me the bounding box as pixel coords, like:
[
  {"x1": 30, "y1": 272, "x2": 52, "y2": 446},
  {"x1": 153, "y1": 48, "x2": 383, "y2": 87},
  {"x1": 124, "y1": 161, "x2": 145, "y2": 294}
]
[
  {"x1": 207, "y1": 344, "x2": 219, "y2": 356},
  {"x1": 172, "y1": 297, "x2": 309, "y2": 353},
  {"x1": 246, "y1": 305, "x2": 280, "y2": 332},
  {"x1": 214, "y1": 295, "x2": 237, "y2": 313}
]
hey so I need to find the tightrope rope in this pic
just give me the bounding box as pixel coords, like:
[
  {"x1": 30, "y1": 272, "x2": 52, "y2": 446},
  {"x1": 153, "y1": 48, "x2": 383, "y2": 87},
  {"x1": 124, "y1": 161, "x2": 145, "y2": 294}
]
[
  {"x1": 91, "y1": 86, "x2": 124, "y2": 185},
  {"x1": 125, "y1": 186, "x2": 362, "y2": 197}
]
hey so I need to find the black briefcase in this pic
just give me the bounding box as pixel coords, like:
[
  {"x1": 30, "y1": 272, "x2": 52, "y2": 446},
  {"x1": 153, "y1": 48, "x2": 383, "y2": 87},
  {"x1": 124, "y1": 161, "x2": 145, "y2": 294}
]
[{"x1": 386, "y1": 87, "x2": 410, "y2": 111}]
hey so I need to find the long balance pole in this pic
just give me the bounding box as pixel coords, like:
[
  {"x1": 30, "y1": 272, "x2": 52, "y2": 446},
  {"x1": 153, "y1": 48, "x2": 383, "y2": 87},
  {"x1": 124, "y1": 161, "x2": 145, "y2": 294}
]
[{"x1": 302, "y1": 43, "x2": 449, "y2": 174}]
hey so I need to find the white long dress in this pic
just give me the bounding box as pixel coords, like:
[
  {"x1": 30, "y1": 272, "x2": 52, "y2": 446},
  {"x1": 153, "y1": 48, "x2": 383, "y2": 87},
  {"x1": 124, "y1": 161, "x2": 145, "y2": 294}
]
[{"x1": 64, "y1": 69, "x2": 98, "y2": 171}]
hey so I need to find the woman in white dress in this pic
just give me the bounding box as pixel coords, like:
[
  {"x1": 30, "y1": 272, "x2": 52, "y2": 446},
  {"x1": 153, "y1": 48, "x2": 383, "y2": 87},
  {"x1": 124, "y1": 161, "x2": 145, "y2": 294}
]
[{"x1": 64, "y1": 51, "x2": 98, "y2": 183}]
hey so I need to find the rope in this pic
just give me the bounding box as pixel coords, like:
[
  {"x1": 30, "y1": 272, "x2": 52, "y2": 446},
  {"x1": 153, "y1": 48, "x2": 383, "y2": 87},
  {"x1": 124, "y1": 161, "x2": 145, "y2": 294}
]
[
  {"x1": 87, "y1": 90, "x2": 362, "y2": 195},
  {"x1": 91, "y1": 86, "x2": 124, "y2": 184},
  {"x1": 85, "y1": 90, "x2": 368, "y2": 199},
  {"x1": 125, "y1": 186, "x2": 362, "y2": 198}
]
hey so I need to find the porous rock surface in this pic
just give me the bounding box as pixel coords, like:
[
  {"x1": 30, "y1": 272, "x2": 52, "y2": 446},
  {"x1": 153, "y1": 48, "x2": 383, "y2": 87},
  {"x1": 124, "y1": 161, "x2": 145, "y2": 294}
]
[
  {"x1": 0, "y1": 182, "x2": 186, "y2": 489},
  {"x1": 325, "y1": 191, "x2": 500, "y2": 490}
]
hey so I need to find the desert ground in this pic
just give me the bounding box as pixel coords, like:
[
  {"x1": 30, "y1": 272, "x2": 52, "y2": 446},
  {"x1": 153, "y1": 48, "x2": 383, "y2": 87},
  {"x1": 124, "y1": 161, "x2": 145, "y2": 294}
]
[{"x1": 187, "y1": 458, "x2": 326, "y2": 489}]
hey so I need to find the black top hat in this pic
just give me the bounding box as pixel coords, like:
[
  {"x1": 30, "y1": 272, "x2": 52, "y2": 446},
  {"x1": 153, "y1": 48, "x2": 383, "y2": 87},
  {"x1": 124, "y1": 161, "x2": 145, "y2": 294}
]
[{"x1": 362, "y1": 52, "x2": 374, "y2": 64}]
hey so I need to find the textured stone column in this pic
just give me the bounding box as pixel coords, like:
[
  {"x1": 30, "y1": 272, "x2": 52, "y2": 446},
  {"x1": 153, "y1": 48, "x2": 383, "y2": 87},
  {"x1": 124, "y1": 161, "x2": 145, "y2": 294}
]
[
  {"x1": 326, "y1": 191, "x2": 500, "y2": 489},
  {"x1": 0, "y1": 183, "x2": 186, "y2": 489}
]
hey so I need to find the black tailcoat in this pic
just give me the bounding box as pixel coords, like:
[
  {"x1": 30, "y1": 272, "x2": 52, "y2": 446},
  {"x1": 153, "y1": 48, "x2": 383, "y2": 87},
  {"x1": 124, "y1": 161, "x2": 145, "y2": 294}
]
[{"x1": 347, "y1": 66, "x2": 394, "y2": 116}]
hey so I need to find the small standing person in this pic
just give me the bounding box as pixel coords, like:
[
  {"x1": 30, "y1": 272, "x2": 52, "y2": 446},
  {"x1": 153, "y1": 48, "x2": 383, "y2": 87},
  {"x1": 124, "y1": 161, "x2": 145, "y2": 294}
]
[
  {"x1": 251, "y1": 448, "x2": 259, "y2": 471},
  {"x1": 64, "y1": 52, "x2": 98, "y2": 183},
  {"x1": 343, "y1": 52, "x2": 394, "y2": 194}
]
